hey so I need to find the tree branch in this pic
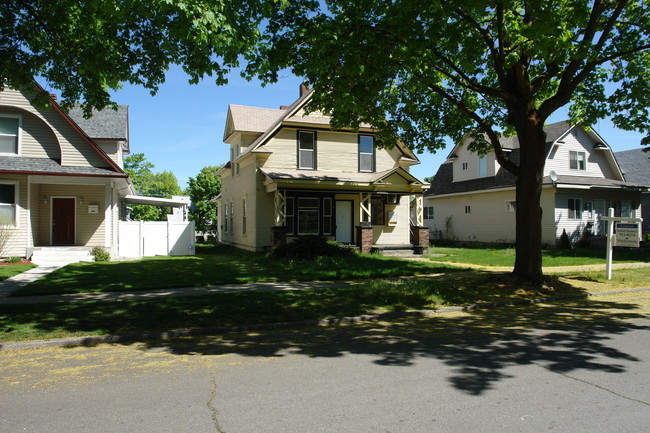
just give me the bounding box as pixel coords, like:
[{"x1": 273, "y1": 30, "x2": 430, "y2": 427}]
[{"x1": 423, "y1": 80, "x2": 520, "y2": 176}]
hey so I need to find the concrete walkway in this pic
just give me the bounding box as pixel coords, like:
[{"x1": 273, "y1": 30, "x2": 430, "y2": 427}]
[{"x1": 0, "y1": 265, "x2": 64, "y2": 298}]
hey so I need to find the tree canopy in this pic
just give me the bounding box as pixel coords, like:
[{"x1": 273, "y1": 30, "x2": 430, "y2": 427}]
[
  {"x1": 124, "y1": 153, "x2": 182, "y2": 221},
  {"x1": 187, "y1": 165, "x2": 222, "y2": 239},
  {"x1": 0, "y1": 0, "x2": 267, "y2": 114},
  {"x1": 248, "y1": 0, "x2": 650, "y2": 282}
]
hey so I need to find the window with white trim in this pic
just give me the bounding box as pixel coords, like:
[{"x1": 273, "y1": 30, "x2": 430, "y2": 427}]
[
  {"x1": 323, "y1": 198, "x2": 332, "y2": 235},
  {"x1": 359, "y1": 135, "x2": 375, "y2": 172},
  {"x1": 424, "y1": 206, "x2": 434, "y2": 219},
  {"x1": 505, "y1": 201, "x2": 516, "y2": 212},
  {"x1": 0, "y1": 116, "x2": 20, "y2": 155},
  {"x1": 465, "y1": 205, "x2": 471, "y2": 214},
  {"x1": 568, "y1": 198, "x2": 582, "y2": 219},
  {"x1": 298, "y1": 131, "x2": 316, "y2": 170},
  {"x1": 462, "y1": 162, "x2": 468, "y2": 170},
  {"x1": 478, "y1": 155, "x2": 488, "y2": 177},
  {"x1": 569, "y1": 151, "x2": 586, "y2": 170},
  {"x1": 223, "y1": 202, "x2": 229, "y2": 233},
  {"x1": 229, "y1": 201, "x2": 234, "y2": 234},
  {"x1": 0, "y1": 183, "x2": 16, "y2": 226}
]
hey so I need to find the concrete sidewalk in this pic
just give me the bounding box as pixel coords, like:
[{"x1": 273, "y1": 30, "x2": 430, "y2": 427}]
[{"x1": 0, "y1": 265, "x2": 64, "y2": 298}]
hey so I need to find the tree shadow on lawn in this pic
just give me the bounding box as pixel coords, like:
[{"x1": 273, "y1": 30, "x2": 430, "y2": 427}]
[{"x1": 13, "y1": 252, "x2": 455, "y2": 296}]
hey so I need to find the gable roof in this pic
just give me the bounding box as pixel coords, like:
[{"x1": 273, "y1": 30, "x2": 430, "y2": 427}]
[
  {"x1": 228, "y1": 89, "x2": 420, "y2": 163},
  {"x1": 27, "y1": 83, "x2": 125, "y2": 174},
  {"x1": 67, "y1": 104, "x2": 129, "y2": 141},
  {"x1": 0, "y1": 156, "x2": 127, "y2": 177},
  {"x1": 615, "y1": 148, "x2": 650, "y2": 185},
  {"x1": 223, "y1": 105, "x2": 285, "y2": 141}
]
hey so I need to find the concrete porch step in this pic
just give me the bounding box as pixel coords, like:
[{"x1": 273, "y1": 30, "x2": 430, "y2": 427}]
[
  {"x1": 372, "y1": 244, "x2": 419, "y2": 258},
  {"x1": 29, "y1": 247, "x2": 95, "y2": 266}
]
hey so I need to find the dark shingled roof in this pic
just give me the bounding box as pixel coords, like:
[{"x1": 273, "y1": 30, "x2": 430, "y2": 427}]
[
  {"x1": 67, "y1": 104, "x2": 128, "y2": 140},
  {"x1": 0, "y1": 157, "x2": 125, "y2": 177},
  {"x1": 615, "y1": 148, "x2": 650, "y2": 185}
]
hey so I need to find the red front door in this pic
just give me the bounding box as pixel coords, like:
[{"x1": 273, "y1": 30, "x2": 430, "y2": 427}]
[{"x1": 52, "y1": 198, "x2": 75, "y2": 245}]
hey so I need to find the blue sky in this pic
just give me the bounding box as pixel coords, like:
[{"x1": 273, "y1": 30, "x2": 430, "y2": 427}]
[{"x1": 97, "y1": 66, "x2": 646, "y2": 189}]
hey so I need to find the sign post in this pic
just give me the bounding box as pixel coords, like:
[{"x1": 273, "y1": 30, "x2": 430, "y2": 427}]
[{"x1": 601, "y1": 208, "x2": 643, "y2": 280}]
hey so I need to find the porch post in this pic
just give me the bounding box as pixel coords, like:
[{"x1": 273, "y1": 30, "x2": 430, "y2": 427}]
[
  {"x1": 357, "y1": 192, "x2": 373, "y2": 253},
  {"x1": 415, "y1": 195, "x2": 424, "y2": 226},
  {"x1": 272, "y1": 190, "x2": 287, "y2": 250}
]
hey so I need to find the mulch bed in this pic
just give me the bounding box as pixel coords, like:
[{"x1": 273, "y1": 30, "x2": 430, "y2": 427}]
[{"x1": 0, "y1": 258, "x2": 32, "y2": 265}]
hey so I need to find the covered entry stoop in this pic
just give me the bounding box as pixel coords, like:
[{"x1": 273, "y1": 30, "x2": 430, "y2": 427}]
[{"x1": 28, "y1": 247, "x2": 95, "y2": 266}]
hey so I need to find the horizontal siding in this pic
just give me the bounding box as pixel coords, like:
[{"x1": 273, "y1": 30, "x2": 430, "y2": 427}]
[
  {"x1": 452, "y1": 142, "x2": 498, "y2": 183},
  {"x1": 0, "y1": 107, "x2": 61, "y2": 160},
  {"x1": 263, "y1": 128, "x2": 401, "y2": 173},
  {"x1": 0, "y1": 88, "x2": 110, "y2": 168},
  {"x1": 37, "y1": 184, "x2": 106, "y2": 246},
  {"x1": 544, "y1": 128, "x2": 615, "y2": 179},
  {"x1": 220, "y1": 159, "x2": 258, "y2": 251},
  {"x1": 0, "y1": 175, "x2": 29, "y2": 257}
]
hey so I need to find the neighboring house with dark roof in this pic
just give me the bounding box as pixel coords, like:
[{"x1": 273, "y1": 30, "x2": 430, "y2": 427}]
[
  {"x1": 424, "y1": 122, "x2": 646, "y2": 246},
  {"x1": 0, "y1": 84, "x2": 135, "y2": 258},
  {"x1": 217, "y1": 86, "x2": 428, "y2": 252},
  {"x1": 615, "y1": 148, "x2": 650, "y2": 235}
]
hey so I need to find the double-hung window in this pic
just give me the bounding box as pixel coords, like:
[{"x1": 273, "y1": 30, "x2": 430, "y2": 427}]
[
  {"x1": 359, "y1": 135, "x2": 375, "y2": 172},
  {"x1": 297, "y1": 197, "x2": 319, "y2": 235},
  {"x1": 569, "y1": 151, "x2": 586, "y2": 170},
  {"x1": 424, "y1": 206, "x2": 434, "y2": 220},
  {"x1": 242, "y1": 198, "x2": 247, "y2": 235},
  {"x1": 0, "y1": 183, "x2": 16, "y2": 226},
  {"x1": 298, "y1": 131, "x2": 316, "y2": 170},
  {"x1": 0, "y1": 116, "x2": 20, "y2": 155},
  {"x1": 568, "y1": 198, "x2": 582, "y2": 219}
]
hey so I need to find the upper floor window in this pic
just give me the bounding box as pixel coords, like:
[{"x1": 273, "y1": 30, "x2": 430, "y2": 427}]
[
  {"x1": 298, "y1": 131, "x2": 316, "y2": 170},
  {"x1": 569, "y1": 151, "x2": 586, "y2": 170},
  {"x1": 478, "y1": 155, "x2": 487, "y2": 177},
  {"x1": 359, "y1": 135, "x2": 375, "y2": 172},
  {"x1": 0, "y1": 116, "x2": 20, "y2": 155},
  {"x1": 0, "y1": 183, "x2": 17, "y2": 226},
  {"x1": 462, "y1": 162, "x2": 468, "y2": 170}
]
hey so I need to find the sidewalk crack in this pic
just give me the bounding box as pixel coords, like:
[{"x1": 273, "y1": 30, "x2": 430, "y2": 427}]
[
  {"x1": 533, "y1": 362, "x2": 650, "y2": 407},
  {"x1": 208, "y1": 371, "x2": 227, "y2": 433}
]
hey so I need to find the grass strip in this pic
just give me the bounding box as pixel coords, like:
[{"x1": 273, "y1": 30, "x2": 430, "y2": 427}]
[{"x1": 3, "y1": 268, "x2": 647, "y2": 343}]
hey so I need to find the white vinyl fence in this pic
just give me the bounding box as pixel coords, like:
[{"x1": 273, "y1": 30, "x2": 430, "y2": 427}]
[{"x1": 118, "y1": 221, "x2": 196, "y2": 258}]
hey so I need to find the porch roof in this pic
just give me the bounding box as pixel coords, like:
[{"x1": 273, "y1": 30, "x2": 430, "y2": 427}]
[
  {"x1": 0, "y1": 156, "x2": 126, "y2": 177},
  {"x1": 124, "y1": 195, "x2": 189, "y2": 207},
  {"x1": 550, "y1": 174, "x2": 648, "y2": 191},
  {"x1": 260, "y1": 167, "x2": 426, "y2": 193}
]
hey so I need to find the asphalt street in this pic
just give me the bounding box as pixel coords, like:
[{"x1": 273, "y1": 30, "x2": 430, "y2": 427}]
[{"x1": 1, "y1": 297, "x2": 650, "y2": 432}]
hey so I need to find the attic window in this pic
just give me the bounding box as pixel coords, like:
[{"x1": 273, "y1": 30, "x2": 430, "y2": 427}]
[
  {"x1": 478, "y1": 155, "x2": 488, "y2": 177},
  {"x1": 569, "y1": 151, "x2": 586, "y2": 170},
  {"x1": 359, "y1": 135, "x2": 375, "y2": 172},
  {"x1": 0, "y1": 116, "x2": 20, "y2": 154}
]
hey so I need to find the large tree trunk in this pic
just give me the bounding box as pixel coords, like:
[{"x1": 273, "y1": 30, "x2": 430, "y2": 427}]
[{"x1": 512, "y1": 120, "x2": 547, "y2": 283}]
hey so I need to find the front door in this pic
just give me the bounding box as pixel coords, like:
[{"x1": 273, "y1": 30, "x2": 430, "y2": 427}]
[
  {"x1": 52, "y1": 198, "x2": 75, "y2": 245},
  {"x1": 335, "y1": 200, "x2": 353, "y2": 244}
]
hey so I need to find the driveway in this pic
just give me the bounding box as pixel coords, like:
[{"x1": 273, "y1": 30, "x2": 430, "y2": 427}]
[{"x1": 1, "y1": 290, "x2": 649, "y2": 432}]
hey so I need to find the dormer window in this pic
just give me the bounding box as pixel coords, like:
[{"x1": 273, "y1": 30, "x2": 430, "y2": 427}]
[
  {"x1": 0, "y1": 116, "x2": 20, "y2": 155},
  {"x1": 298, "y1": 131, "x2": 316, "y2": 170},
  {"x1": 569, "y1": 151, "x2": 586, "y2": 170},
  {"x1": 358, "y1": 135, "x2": 375, "y2": 172}
]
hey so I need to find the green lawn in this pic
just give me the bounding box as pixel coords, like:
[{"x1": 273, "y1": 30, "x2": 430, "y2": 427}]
[
  {"x1": 0, "y1": 264, "x2": 35, "y2": 280},
  {"x1": 427, "y1": 246, "x2": 649, "y2": 267},
  {"x1": 12, "y1": 245, "x2": 462, "y2": 297},
  {"x1": 2, "y1": 268, "x2": 647, "y2": 343}
]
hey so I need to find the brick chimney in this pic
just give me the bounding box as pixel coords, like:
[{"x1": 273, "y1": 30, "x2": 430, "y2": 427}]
[
  {"x1": 299, "y1": 84, "x2": 309, "y2": 97},
  {"x1": 50, "y1": 94, "x2": 57, "y2": 101},
  {"x1": 280, "y1": 105, "x2": 289, "y2": 110}
]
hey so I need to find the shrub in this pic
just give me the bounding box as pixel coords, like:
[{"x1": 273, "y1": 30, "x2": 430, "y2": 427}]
[
  {"x1": 91, "y1": 246, "x2": 111, "y2": 262},
  {"x1": 559, "y1": 229, "x2": 572, "y2": 250},
  {"x1": 273, "y1": 236, "x2": 355, "y2": 261},
  {"x1": 4, "y1": 256, "x2": 22, "y2": 263}
]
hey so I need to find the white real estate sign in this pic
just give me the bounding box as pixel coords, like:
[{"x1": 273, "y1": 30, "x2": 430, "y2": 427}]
[{"x1": 614, "y1": 223, "x2": 640, "y2": 248}]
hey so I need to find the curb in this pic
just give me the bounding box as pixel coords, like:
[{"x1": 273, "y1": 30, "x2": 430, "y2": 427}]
[{"x1": 2, "y1": 287, "x2": 650, "y2": 351}]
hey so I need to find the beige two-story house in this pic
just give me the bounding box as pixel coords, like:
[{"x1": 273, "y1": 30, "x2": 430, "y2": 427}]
[
  {"x1": 424, "y1": 121, "x2": 646, "y2": 246},
  {"x1": 0, "y1": 84, "x2": 134, "y2": 259},
  {"x1": 217, "y1": 87, "x2": 428, "y2": 252}
]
